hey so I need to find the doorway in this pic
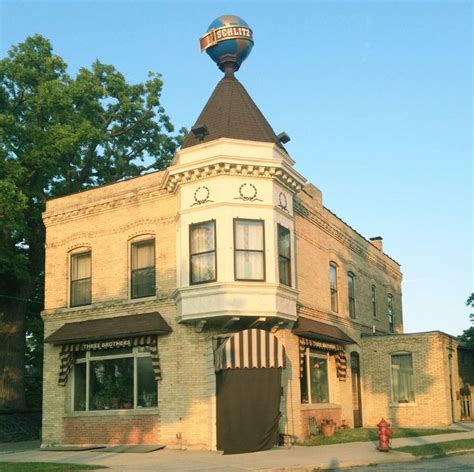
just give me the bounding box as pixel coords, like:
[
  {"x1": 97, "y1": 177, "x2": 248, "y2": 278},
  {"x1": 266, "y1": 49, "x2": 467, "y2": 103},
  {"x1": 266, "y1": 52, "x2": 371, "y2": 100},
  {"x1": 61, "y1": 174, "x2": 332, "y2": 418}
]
[{"x1": 351, "y1": 352, "x2": 362, "y2": 427}]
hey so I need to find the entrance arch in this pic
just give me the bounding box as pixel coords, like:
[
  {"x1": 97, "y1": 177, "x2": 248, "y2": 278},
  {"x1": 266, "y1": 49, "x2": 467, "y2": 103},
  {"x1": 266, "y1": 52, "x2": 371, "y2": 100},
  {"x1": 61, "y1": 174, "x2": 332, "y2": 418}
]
[{"x1": 214, "y1": 329, "x2": 285, "y2": 454}]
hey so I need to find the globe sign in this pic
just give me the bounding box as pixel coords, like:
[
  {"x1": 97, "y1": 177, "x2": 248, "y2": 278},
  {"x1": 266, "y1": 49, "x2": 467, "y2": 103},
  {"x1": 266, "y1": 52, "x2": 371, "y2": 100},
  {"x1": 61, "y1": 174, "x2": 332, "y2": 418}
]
[{"x1": 199, "y1": 15, "x2": 254, "y2": 71}]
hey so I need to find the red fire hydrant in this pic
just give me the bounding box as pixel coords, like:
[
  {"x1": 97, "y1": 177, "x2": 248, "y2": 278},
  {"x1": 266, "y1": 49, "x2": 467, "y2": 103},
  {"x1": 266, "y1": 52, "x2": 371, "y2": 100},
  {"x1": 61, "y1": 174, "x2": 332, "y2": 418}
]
[{"x1": 377, "y1": 418, "x2": 393, "y2": 452}]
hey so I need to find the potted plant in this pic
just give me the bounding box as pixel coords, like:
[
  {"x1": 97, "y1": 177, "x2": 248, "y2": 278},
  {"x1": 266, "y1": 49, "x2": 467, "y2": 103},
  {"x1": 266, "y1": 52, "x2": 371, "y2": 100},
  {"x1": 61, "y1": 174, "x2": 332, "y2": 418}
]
[{"x1": 320, "y1": 419, "x2": 336, "y2": 437}]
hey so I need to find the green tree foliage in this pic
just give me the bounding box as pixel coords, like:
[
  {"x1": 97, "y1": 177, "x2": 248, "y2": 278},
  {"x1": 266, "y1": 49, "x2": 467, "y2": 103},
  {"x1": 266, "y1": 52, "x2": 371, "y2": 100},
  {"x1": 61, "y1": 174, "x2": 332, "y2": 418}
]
[
  {"x1": 458, "y1": 293, "x2": 474, "y2": 347},
  {"x1": 0, "y1": 34, "x2": 185, "y2": 409}
]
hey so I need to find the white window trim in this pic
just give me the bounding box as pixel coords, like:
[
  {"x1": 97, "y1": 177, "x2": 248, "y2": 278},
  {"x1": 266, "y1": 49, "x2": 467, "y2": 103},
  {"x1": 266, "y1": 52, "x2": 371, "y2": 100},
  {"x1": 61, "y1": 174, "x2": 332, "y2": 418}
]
[{"x1": 71, "y1": 347, "x2": 156, "y2": 412}]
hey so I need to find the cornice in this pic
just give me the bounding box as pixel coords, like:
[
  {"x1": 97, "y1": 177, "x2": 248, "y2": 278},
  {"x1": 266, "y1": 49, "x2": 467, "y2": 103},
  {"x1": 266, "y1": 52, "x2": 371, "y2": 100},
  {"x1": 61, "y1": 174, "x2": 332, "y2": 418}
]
[
  {"x1": 294, "y1": 199, "x2": 402, "y2": 280},
  {"x1": 43, "y1": 186, "x2": 171, "y2": 226},
  {"x1": 162, "y1": 160, "x2": 306, "y2": 194}
]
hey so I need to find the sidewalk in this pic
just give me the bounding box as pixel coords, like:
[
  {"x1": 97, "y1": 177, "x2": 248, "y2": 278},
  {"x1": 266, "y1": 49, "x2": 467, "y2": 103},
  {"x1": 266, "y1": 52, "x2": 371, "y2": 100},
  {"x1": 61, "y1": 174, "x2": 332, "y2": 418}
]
[{"x1": 0, "y1": 431, "x2": 473, "y2": 471}]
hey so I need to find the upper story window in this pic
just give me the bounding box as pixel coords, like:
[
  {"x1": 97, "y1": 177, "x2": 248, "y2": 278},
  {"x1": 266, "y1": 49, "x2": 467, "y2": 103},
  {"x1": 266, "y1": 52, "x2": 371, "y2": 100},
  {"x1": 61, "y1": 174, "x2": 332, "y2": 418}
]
[
  {"x1": 387, "y1": 294, "x2": 394, "y2": 332},
  {"x1": 234, "y1": 219, "x2": 265, "y2": 281},
  {"x1": 371, "y1": 285, "x2": 377, "y2": 317},
  {"x1": 190, "y1": 220, "x2": 216, "y2": 284},
  {"x1": 70, "y1": 251, "x2": 91, "y2": 307},
  {"x1": 347, "y1": 272, "x2": 356, "y2": 319},
  {"x1": 329, "y1": 262, "x2": 338, "y2": 312},
  {"x1": 391, "y1": 353, "x2": 415, "y2": 403},
  {"x1": 131, "y1": 239, "x2": 155, "y2": 299},
  {"x1": 278, "y1": 224, "x2": 291, "y2": 286},
  {"x1": 300, "y1": 349, "x2": 329, "y2": 404}
]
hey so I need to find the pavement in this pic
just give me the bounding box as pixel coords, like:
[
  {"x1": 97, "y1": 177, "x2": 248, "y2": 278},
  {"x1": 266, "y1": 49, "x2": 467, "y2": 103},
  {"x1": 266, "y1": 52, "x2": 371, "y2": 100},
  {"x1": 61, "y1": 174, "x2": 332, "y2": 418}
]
[{"x1": 0, "y1": 429, "x2": 473, "y2": 471}]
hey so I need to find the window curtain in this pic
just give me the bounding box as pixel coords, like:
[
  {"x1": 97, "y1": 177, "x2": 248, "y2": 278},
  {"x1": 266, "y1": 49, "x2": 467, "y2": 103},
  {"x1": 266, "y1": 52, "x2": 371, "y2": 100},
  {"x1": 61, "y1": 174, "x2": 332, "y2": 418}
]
[
  {"x1": 72, "y1": 253, "x2": 90, "y2": 280},
  {"x1": 191, "y1": 223, "x2": 214, "y2": 253},
  {"x1": 132, "y1": 242, "x2": 154, "y2": 270},
  {"x1": 190, "y1": 223, "x2": 215, "y2": 283},
  {"x1": 391, "y1": 354, "x2": 414, "y2": 402},
  {"x1": 235, "y1": 221, "x2": 263, "y2": 250},
  {"x1": 235, "y1": 221, "x2": 264, "y2": 280}
]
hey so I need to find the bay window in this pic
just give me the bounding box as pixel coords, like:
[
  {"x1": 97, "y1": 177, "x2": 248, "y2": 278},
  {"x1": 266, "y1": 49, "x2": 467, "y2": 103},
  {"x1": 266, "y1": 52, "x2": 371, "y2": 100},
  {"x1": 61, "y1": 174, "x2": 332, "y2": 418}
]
[
  {"x1": 278, "y1": 224, "x2": 291, "y2": 286},
  {"x1": 391, "y1": 353, "x2": 415, "y2": 403},
  {"x1": 190, "y1": 220, "x2": 216, "y2": 284},
  {"x1": 131, "y1": 239, "x2": 155, "y2": 298},
  {"x1": 300, "y1": 349, "x2": 330, "y2": 404},
  {"x1": 70, "y1": 251, "x2": 91, "y2": 307},
  {"x1": 234, "y1": 219, "x2": 265, "y2": 281},
  {"x1": 73, "y1": 346, "x2": 157, "y2": 411}
]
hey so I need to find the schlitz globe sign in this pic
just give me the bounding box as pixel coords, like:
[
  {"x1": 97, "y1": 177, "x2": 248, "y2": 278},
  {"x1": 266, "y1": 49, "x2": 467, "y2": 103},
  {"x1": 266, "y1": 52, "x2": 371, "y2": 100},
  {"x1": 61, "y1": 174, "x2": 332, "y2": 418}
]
[{"x1": 199, "y1": 15, "x2": 254, "y2": 72}]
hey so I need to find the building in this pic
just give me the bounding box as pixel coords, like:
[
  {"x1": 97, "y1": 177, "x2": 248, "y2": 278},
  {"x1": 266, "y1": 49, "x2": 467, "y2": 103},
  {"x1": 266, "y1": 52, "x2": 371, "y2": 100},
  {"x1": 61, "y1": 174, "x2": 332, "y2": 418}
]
[{"x1": 41, "y1": 16, "x2": 462, "y2": 453}]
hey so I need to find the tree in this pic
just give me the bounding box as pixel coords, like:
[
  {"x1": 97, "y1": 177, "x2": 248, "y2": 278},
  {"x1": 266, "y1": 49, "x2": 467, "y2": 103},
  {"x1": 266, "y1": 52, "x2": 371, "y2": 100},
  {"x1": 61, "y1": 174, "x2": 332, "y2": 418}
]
[
  {"x1": 0, "y1": 35, "x2": 184, "y2": 409},
  {"x1": 458, "y1": 293, "x2": 474, "y2": 347}
]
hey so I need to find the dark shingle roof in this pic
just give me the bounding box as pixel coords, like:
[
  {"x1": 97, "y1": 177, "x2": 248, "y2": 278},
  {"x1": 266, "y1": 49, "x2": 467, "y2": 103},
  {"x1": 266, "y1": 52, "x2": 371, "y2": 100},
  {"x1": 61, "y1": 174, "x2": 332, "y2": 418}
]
[{"x1": 181, "y1": 74, "x2": 285, "y2": 150}]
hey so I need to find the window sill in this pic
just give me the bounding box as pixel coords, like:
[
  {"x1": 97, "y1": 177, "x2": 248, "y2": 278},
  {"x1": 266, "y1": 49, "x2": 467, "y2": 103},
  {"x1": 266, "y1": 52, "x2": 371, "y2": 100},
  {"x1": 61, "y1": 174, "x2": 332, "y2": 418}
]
[
  {"x1": 300, "y1": 403, "x2": 340, "y2": 411},
  {"x1": 64, "y1": 408, "x2": 159, "y2": 418},
  {"x1": 389, "y1": 402, "x2": 418, "y2": 408}
]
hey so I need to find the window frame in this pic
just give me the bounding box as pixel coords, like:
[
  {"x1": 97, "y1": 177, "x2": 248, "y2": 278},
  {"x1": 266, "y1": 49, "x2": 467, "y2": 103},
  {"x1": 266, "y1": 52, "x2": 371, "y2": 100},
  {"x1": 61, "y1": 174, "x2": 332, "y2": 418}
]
[
  {"x1": 387, "y1": 293, "x2": 394, "y2": 332},
  {"x1": 130, "y1": 238, "x2": 156, "y2": 299},
  {"x1": 233, "y1": 218, "x2": 266, "y2": 282},
  {"x1": 371, "y1": 285, "x2": 377, "y2": 317},
  {"x1": 347, "y1": 271, "x2": 356, "y2": 319},
  {"x1": 189, "y1": 220, "x2": 217, "y2": 285},
  {"x1": 301, "y1": 348, "x2": 331, "y2": 405},
  {"x1": 329, "y1": 262, "x2": 338, "y2": 312},
  {"x1": 71, "y1": 347, "x2": 157, "y2": 412},
  {"x1": 277, "y1": 224, "x2": 291, "y2": 287},
  {"x1": 390, "y1": 352, "x2": 415, "y2": 403},
  {"x1": 70, "y1": 250, "x2": 92, "y2": 308}
]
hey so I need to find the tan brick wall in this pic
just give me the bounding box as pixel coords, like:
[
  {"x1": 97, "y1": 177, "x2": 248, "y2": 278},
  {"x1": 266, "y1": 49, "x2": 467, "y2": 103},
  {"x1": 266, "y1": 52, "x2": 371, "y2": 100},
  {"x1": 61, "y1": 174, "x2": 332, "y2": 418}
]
[{"x1": 361, "y1": 332, "x2": 460, "y2": 427}]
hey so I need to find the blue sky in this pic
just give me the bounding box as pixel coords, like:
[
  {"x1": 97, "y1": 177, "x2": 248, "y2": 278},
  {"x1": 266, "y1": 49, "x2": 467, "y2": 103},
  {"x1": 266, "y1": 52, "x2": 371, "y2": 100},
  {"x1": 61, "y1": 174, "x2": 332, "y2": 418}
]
[{"x1": 1, "y1": 0, "x2": 472, "y2": 335}]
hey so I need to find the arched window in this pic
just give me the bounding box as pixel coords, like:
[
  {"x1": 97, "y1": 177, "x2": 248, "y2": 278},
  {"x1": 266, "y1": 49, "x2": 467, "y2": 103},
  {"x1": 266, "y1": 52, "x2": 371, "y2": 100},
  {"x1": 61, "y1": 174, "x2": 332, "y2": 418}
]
[
  {"x1": 347, "y1": 272, "x2": 356, "y2": 319},
  {"x1": 70, "y1": 249, "x2": 91, "y2": 307},
  {"x1": 371, "y1": 285, "x2": 377, "y2": 317},
  {"x1": 329, "y1": 262, "x2": 338, "y2": 312},
  {"x1": 391, "y1": 352, "x2": 415, "y2": 403},
  {"x1": 387, "y1": 294, "x2": 394, "y2": 332}
]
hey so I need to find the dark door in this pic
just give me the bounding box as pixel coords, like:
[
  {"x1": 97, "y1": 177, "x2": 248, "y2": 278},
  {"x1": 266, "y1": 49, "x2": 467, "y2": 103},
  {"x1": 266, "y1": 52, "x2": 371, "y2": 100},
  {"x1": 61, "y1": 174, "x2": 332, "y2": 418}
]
[
  {"x1": 216, "y1": 368, "x2": 281, "y2": 454},
  {"x1": 351, "y1": 352, "x2": 362, "y2": 427}
]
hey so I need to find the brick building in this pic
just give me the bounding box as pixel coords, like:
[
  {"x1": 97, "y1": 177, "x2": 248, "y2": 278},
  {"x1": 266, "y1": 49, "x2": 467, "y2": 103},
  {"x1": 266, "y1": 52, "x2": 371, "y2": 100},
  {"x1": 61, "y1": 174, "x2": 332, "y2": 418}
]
[{"x1": 41, "y1": 26, "x2": 462, "y2": 452}]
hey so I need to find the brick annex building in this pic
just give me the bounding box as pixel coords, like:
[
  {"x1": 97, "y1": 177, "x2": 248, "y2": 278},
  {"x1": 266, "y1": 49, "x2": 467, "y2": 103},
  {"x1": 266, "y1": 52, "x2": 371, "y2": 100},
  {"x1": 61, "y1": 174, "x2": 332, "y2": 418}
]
[{"x1": 41, "y1": 18, "x2": 466, "y2": 453}]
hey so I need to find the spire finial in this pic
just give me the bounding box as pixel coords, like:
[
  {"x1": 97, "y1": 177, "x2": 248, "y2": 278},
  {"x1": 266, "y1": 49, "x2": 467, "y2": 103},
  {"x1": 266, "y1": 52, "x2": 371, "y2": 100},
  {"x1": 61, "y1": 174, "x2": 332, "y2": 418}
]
[{"x1": 199, "y1": 15, "x2": 254, "y2": 76}]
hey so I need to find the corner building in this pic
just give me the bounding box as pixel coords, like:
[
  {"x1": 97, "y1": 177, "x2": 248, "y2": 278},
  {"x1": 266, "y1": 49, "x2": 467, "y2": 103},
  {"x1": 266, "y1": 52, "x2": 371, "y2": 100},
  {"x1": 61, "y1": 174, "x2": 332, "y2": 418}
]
[{"x1": 42, "y1": 51, "x2": 461, "y2": 453}]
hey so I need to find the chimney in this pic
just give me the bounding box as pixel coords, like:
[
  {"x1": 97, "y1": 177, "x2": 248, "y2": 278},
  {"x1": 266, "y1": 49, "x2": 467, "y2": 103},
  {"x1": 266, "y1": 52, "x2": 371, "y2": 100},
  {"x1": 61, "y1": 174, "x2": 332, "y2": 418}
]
[{"x1": 370, "y1": 236, "x2": 383, "y2": 251}]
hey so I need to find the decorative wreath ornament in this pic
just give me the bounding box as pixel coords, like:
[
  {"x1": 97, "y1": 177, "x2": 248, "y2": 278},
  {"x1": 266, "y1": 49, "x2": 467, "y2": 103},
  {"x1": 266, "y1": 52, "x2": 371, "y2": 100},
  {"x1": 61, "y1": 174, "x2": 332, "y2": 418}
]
[
  {"x1": 192, "y1": 186, "x2": 213, "y2": 206},
  {"x1": 278, "y1": 192, "x2": 288, "y2": 211},
  {"x1": 235, "y1": 183, "x2": 263, "y2": 202}
]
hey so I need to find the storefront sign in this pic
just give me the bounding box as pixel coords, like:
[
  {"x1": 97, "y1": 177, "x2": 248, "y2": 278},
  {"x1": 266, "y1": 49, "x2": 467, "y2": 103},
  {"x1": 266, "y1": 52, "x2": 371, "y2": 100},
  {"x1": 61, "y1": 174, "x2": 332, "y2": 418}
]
[
  {"x1": 79, "y1": 339, "x2": 132, "y2": 351},
  {"x1": 200, "y1": 26, "x2": 253, "y2": 52},
  {"x1": 299, "y1": 337, "x2": 344, "y2": 352}
]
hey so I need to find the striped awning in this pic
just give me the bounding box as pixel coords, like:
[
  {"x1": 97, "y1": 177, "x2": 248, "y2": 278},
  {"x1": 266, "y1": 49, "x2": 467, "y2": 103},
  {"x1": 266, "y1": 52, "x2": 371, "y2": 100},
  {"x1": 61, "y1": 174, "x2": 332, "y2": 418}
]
[
  {"x1": 58, "y1": 335, "x2": 162, "y2": 387},
  {"x1": 214, "y1": 329, "x2": 286, "y2": 371},
  {"x1": 298, "y1": 337, "x2": 347, "y2": 381}
]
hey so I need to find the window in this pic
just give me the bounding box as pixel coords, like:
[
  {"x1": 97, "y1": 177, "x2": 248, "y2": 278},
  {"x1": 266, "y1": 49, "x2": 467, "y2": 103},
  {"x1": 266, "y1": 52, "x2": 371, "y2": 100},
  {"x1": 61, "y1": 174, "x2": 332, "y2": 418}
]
[
  {"x1": 347, "y1": 272, "x2": 356, "y2": 319},
  {"x1": 329, "y1": 262, "x2": 338, "y2": 312},
  {"x1": 301, "y1": 349, "x2": 329, "y2": 404},
  {"x1": 73, "y1": 347, "x2": 157, "y2": 411},
  {"x1": 387, "y1": 294, "x2": 394, "y2": 332},
  {"x1": 70, "y1": 251, "x2": 91, "y2": 307},
  {"x1": 131, "y1": 239, "x2": 155, "y2": 298},
  {"x1": 234, "y1": 219, "x2": 265, "y2": 281},
  {"x1": 189, "y1": 221, "x2": 216, "y2": 284},
  {"x1": 278, "y1": 224, "x2": 291, "y2": 286},
  {"x1": 371, "y1": 285, "x2": 377, "y2": 317},
  {"x1": 391, "y1": 353, "x2": 415, "y2": 403}
]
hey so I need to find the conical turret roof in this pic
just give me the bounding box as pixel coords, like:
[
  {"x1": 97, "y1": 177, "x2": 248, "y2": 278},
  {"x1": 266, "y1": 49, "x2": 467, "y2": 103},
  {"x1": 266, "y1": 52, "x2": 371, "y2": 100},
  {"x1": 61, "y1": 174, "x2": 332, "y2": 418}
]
[{"x1": 181, "y1": 74, "x2": 285, "y2": 150}]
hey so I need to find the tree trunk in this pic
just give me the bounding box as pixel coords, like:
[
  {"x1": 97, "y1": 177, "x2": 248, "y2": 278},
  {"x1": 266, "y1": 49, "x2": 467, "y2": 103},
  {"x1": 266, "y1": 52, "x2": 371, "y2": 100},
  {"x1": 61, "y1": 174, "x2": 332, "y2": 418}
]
[{"x1": 0, "y1": 295, "x2": 27, "y2": 410}]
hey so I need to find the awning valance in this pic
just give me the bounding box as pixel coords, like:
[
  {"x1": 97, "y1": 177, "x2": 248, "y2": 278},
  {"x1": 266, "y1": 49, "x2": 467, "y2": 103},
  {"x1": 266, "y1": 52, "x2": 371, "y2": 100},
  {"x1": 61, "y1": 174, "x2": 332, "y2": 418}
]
[
  {"x1": 45, "y1": 313, "x2": 172, "y2": 387},
  {"x1": 44, "y1": 312, "x2": 172, "y2": 345},
  {"x1": 214, "y1": 329, "x2": 286, "y2": 371},
  {"x1": 292, "y1": 317, "x2": 357, "y2": 346}
]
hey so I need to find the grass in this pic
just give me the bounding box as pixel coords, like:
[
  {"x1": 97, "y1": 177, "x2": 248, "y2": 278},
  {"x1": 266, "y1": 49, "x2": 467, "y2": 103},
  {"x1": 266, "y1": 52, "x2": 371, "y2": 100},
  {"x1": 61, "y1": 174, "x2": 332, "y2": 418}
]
[
  {"x1": 298, "y1": 427, "x2": 457, "y2": 446},
  {"x1": 0, "y1": 464, "x2": 107, "y2": 472},
  {"x1": 395, "y1": 438, "x2": 474, "y2": 458}
]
